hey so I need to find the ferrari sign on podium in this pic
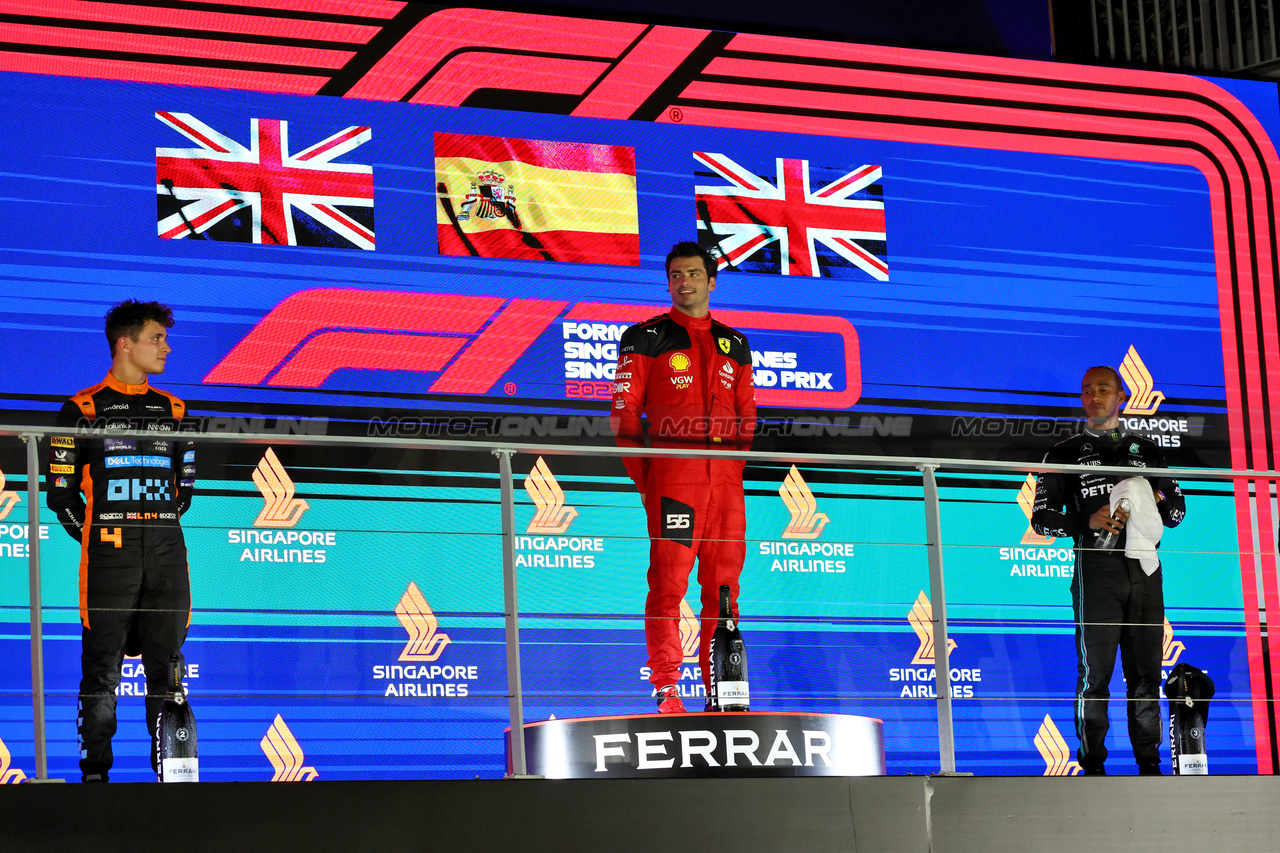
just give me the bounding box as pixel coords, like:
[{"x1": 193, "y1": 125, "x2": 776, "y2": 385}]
[{"x1": 509, "y1": 712, "x2": 884, "y2": 778}]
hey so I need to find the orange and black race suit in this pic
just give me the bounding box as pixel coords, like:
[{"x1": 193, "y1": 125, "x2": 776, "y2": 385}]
[
  {"x1": 611, "y1": 309, "x2": 755, "y2": 694},
  {"x1": 47, "y1": 371, "x2": 195, "y2": 778}
]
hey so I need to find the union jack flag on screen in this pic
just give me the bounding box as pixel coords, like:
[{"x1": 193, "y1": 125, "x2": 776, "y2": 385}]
[
  {"x1": 156, "y1": 112, "x2": 374, "y2": 250},
  {"x1": 694, "y1": 152, "x2": 887, "y2": 279}
]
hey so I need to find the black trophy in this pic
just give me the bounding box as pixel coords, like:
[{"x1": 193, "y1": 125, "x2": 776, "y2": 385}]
[
  {"x1": 1165, "y1": 662, "x2": 1215, "y2": 775},
  {"x1": 709, "y1": 585, "x2": 749, "y2": 712},
  {"x1": 156, "y1": 655, "x2": 199, "y2": 782}
]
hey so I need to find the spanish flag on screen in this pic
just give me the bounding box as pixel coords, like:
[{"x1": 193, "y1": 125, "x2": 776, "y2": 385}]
[{"x1": 435, "y1": 133, "x2": 640, "y2": 266}]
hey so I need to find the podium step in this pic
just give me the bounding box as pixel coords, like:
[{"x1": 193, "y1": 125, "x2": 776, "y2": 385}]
[{"x1": 508, "y1": 711, "x2": 885, "y2": 778}]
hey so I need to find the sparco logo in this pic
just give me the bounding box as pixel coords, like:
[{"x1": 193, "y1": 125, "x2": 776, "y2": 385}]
[
  {"x1": 1034, "y1": 715, "x2": 1082, "y2": 776},
  {"x1": 261, "y1": 714, "x2": 318, "y2": 781},
  {"x1": 396, "y1": 582, "x2": 451, "y2": 662},
  {"x1": 0, "y1": 736, "x2": 26, "y2": 784},
  {"x1": 253, "y1": 447, "x2": 308, "y2": 527},
  {"x1": 524, "y1": 456, "x2": 577, "y2": 534}
]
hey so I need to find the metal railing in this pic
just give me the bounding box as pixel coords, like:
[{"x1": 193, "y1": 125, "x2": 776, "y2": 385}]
[{"x1": 6, "y1": 424, "x2": 1276, "y2": 779}]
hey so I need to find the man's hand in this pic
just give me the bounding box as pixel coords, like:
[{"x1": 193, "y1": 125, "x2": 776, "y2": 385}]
[{"x1": 1088, "y1": 504, "x2": 1128, "y2": 534}]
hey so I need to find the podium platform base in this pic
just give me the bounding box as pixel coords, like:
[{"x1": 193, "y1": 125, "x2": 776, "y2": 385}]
[{"x1": 507, "y1": 711, "x2": 884, "y2": 779}]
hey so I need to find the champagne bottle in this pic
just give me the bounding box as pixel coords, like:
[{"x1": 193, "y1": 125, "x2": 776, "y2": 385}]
[
  {"x1": 709, "y1": 585, "x2": 749, "y2": 712},
  {"x1": 156, "y1": 655, "x2": 198, "y2": 782}
]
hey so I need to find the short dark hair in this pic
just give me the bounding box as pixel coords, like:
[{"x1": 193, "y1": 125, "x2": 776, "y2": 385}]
[
  {"x1": 1082, "y1": 364, "x2": 1125, "y2": 393},
  {"x1": 665, "y1": 241, "x2": 718, "y2": 278},
  {"x1": 105, "y1": 300, "x2": 174, "y2": 356}
]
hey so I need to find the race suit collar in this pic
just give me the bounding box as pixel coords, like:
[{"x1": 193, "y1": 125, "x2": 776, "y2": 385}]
[
  {"x1": 1082, "y1": 424, "x2": 1127, "y2": 443},
  {"x1": 668, "y1": 308, "x2": 712, "y2": 331},
  {"x1": 103, "y1": 371, "x2": 150, "y2": 396}
]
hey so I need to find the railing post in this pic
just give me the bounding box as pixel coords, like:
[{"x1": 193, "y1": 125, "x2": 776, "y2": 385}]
[
  {"x1": 494, "y1": 449, "x2": 528, "y2": 776},
  {"x1": 22, "y1": 434, "x2": 48, "y2": 781},
  {"x1": 919, "y1": 463, "x2": 956, "y2": 774}
]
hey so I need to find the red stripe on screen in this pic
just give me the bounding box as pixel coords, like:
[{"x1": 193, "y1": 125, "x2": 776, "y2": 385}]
[
  {"x1": 0, "y1": 52, "x2": 328, "y2": 93},
  {"x1": 0, "y1": 0, "x2": 380, "y2": 43},
  {"x1": 0, "y1": 23, "x2": 355, "y2": 68},
  {"x1": 188, "y1": 0, "x2": 405, "y2": 18}
]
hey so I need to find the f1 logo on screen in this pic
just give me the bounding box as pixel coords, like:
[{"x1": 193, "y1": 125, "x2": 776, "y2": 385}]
[{"x1": 203, "y1": 288, "x2": 861, "y2": 409}]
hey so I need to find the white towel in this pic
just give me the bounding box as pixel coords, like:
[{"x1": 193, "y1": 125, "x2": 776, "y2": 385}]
[{"x1": 1111, "y1": 476, "x2": 1163, "y2": 576}]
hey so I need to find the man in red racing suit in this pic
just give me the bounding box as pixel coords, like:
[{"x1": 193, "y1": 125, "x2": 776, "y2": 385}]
[{"x1": 611, "y1": 242, "x2": 755, "y2": 713}]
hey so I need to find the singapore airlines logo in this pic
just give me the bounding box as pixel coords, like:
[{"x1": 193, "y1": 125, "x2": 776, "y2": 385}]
[
  {"x1": 679, "y1": 599, "x2": 700, "y2": 663},
  {"x1": 262, "y1": 714, "x2": 318, "y2": 781},
  {"x1": 1034, "y1": 715, "x2": 1082, "y2": 776},
  {"x1": 1162, "y1": 618, "x2": 1186, "y2": 667},
  {"x1": 0, "y1": 470, "x2": 19, "y2": 521},
  {"x1": 1017, "y1": 475, "x2": 1054, "y2": 545},
  {"x1": 0, "y1": 736, "x2": 26, "y2": 784},
  {"x1": 525, "y1": 456, "x2": 578, "y2": 534},
  {"x1": 780, "y1": 465, "x2": 829, "y2": 539},
  {"x1": 908, "y1": 591, "x2": 956, "y2": 665},
  {"x1": 397, "y1": 582, "x2": 452, "y2": 662},
  {"x1": 253, "y1": 448, "x2": 309, "y2": 528},
  {"x1": 1120, "y1": 345, "x2": 1164, "y2": 416}
]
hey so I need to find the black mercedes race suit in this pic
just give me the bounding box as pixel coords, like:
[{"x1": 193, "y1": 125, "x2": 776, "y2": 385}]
[
  {"x1": 1032, "y1": 426, "x2": 1185, "y2": 772},
  {"x1": 46, "y1": 372, "x2": 195, "y2": 780}
]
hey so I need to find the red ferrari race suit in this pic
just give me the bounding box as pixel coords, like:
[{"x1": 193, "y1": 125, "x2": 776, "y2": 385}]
[
  {"x1": 611, "y1": 309, "x2": 755, "y2": 693},
  {"x1": 47, "y1": 372, "x2": 195, "y2": 779}
]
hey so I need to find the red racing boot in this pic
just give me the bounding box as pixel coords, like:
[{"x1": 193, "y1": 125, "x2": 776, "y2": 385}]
[{"x1": 655, "y1": 685, "x2": 686, "y2": 714}]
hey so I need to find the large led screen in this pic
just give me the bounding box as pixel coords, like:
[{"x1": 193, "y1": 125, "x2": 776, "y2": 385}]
[{"x1": 0, "y1": 3, "x2": 1278, "y2": 780}]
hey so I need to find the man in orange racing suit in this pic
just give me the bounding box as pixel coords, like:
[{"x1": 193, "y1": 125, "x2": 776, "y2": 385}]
[
  {"x1": 611, "y1": 242, "x2": 756, "y2": 713},
  {"x1": 48, "y1": 300, "x2": 195, "y2": 782}
]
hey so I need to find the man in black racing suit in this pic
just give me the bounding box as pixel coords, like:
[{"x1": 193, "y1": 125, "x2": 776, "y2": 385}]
[
  {"x1": 47, "y1": 300, "x2": 195, "y2": 782},
  {"x1": 1032, "y1": 365, "x2": 1185, "y2": 776}
]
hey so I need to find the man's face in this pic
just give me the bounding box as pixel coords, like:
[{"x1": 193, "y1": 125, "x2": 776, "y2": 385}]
[
  {"x1": 119, "y1": 320, "x2": 171, "y2": 377},
  {"x1": 667, "y1": 255, "x2": 716, "y2": 316},
  {"x1": 1080, "y1": 367, "x2": 1125, "y2": 427}
]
